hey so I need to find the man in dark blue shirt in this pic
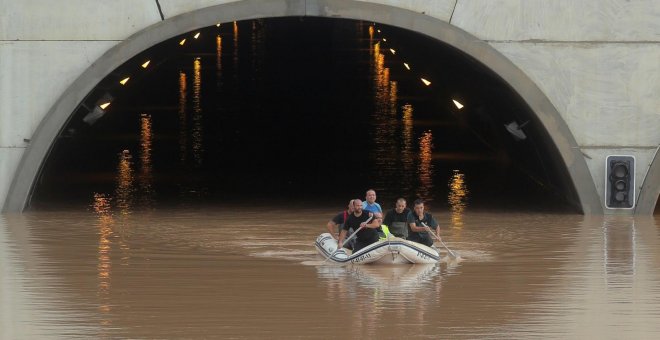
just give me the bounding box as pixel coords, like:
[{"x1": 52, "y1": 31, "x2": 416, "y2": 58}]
[{"x1": 407, "y1": 199, "x2": 440, "y2": 247}]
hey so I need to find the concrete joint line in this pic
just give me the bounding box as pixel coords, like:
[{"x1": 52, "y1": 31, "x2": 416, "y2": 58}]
[{"x1": 155, "y1": 0, "x2": 165, "y2": 21}]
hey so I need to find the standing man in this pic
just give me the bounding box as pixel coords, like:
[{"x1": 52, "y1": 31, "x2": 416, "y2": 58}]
[
  {"x1": 338, "y1": 199, "x2": 380, "y2": 252},
  {"x1": 383, "y1": 198, "x2": 411, "y2": 238},
  {"x1": 407, "y1": 199, "x2": 440, "y2": 247},
  {"x1": 362, "y1": 189, "x2": 382, "y2": 214},
  {"x1": 326, "y1": 199, "x2": 354, "y2": 240}
]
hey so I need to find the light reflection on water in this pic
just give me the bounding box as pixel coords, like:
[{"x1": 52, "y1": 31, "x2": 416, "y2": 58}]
[
  {"x1": 115, "y1": 151, "x2": 134, "y2": 214},
  {"x1": 233, "y1": 21, "x2": 239, "y2": 74},
  {"x1": 192, "y1": 57, "x2": 204, "y2": 167},
  {"x1": 1, "y1": 210, "x2": 659, "y2": 338},
  {"x1": 417, "y1": 130, "x2": 434, "y2": 201},
  {"x1": 139, "y1": 113, "x2": 154, "y2": 208},
  {"x1": 216, "y1": 35, "x2": 222, "y2": 82},
  {"x1": 448, "y1": 169, "x2": 468, "y2": 231},
  {"x1": 178, "y1": 71, "x2": 187, "y2": 164}
]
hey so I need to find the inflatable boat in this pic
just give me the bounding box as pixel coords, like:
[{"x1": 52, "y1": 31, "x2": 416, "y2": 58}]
[{"x1": 315, "y1": 233, "x2": 440, "y2": 264}]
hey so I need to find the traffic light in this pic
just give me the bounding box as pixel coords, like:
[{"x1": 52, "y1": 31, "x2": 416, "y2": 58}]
[{"x1": 605, "y1": 155, "x2": 635, "y2": 209}]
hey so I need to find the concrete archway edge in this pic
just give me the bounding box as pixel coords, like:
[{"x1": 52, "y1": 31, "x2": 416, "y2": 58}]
[{"x1": 3, "y1": 0, "x2": 603, "y2": 214}]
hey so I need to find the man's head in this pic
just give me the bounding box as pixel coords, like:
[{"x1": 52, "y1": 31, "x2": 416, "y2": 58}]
[
  {"x1": 365, "y1": 189, "x2": 377, "y2": 204},
  {"x1": 347, "y1": 199, "x2": 355, "y2": 213},
  {"x1": 352, "y1": 199, "x2": 363, "y2": 214},
  {"x1": 373, "y1": 212, "x2": 383, "y2": 223},
  {"x1": 413, "y1": 199, "x2": 425, "y2": 217},
  {"x1": 395, "y1": 198, "x2": 407, "y2": 213}
]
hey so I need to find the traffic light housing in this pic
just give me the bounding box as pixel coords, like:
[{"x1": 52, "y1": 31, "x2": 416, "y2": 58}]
[{"x1": 605, "y1": 155, "x2": 635, "y2": 209}]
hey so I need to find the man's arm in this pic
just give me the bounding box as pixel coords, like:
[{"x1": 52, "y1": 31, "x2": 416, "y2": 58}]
[
  {"x1": 409, "y1": 222, "x2": 427, "y2": 233},
  {"x1": 407, "y1": 213, "x2": 427, "y2": 232},
  {"x1": 327, "y1": 220, "x2": 339, "y2": 239},
  {"x1": 365, "y1": 218, "x2": 381, "y2": 229},
  {"x1": 337, "y1": 229, "x2": 348, "y2": 249}
]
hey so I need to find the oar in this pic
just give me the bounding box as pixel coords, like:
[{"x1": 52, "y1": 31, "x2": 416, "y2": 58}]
[
  {"x1": 385, "y1": 225, "x2": 396, "y2": 262},
  {"x1": 324, "y1": 216, "x2": 373, "y2": 263},
  {"x1": 422, "y1": 222, "x2": 458, "y2": 259}
]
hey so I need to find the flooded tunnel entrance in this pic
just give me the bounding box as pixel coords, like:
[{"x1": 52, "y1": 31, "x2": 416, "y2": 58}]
[{"x1": 30, "y1": 17, "x2": 581, "y2": 212}]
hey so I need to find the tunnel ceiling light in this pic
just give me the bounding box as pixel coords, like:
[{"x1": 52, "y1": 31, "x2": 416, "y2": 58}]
[
  {"x1": 83, "y1": 93, "x2": 114, "y2": 125},
  {"x1": 179, "y1": 38, "x2": 186, "y2": 46},
  {"x1": 377, "y1": 29, "x2": 381, "y2": 33},
  {"x1": 382, "y1": 38, "x2": 387, "y2": 42},
  {"x1": 216, "y1": 23, "x2": 221, "y2": 27},
  {"x1": 421, "y1": 78, "x2": 431, "y2": 86},
  {"x1": 404, "y1": 62, "x2": 410, "y2": 70},
  {"x1": 119, "y1": 77, "x2": 130, "y2": 85},
  {"x1": 453, "y1": 99, "x2": 464, "y2": 109},
  {"x1": 389, "y1": 48, "x2": 396, "y2": 55},
  {"x1": 141, "y1": 60, "x2": 151, "y2": 68},
  {"x1": 194, "y1": 32, "x2": 201, "y2": 39}
]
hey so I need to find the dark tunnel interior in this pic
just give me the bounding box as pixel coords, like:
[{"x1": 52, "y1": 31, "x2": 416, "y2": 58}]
[{"x1": 31, "y1": 17, "x2": 581, "y2": 213}]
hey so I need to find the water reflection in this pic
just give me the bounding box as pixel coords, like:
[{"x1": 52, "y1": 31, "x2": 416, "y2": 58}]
[
  {"x1": 192, "y1": 58, "x2": 204, "y2": 167},
  {"x1": 370, "y1": 39, "x2": 398, "y2": 192},
  {"x1": 369, "y1": 35, "x2": 422, "y2": 197},
  {"x1": 400, "y1": 104, "x2": 415, "y2": 194},
  {"x1": 115, "y1": 151, "x2": 134, "y2": 214},
  {"x1": 417, "y1": 130, "x2": 434, "y2": 201},
  {"x1": 139, "y1": 113, "x2": 154, "y2": 207},
  {"x1": 233, "y1": 21, "x2": 239, "y2": 74},
  {"x1": 603, "y1": 217, "x2": 635, "y2": 283},
  {"x1": 317, "y1": 264, "x2": 440, "y2": 293},
  {"x1": 93, "y1": 193, "x2": 113, "y2": 325},
  {"x1": 178, "y1": 71, "x2": 187, "y2": 163},
  {"x1": 448, "y1": 170, "x2": 469, "y2": 230},
  {"x1": 317, "y1": 264, "x2": 442, "y2": 338},
  {"x1": 250, "y1": 20, "x2": 264, "y2": 77},
  {"x1": 216, "y1": 35, "x2": 222, "y2": 87}
]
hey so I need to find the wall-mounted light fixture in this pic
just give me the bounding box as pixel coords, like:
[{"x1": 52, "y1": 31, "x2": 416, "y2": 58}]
[
  {"x1": 82, "y1": 93, "x2": 114, "y2": 125},
  {"x1": 504, "y1": 121, "x2": 529, "y2": 141}
]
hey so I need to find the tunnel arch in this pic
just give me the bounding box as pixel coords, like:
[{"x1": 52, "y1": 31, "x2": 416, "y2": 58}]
[
  {"x1": 4, "y1": 0, "x2": 602, "y2": 214},
  {"x1": 636, "y1": 148, "x2": 660, "y2": 215}
]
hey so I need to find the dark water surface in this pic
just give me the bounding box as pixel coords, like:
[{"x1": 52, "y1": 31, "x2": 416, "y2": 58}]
[{"x1": 1, "y1": 210, "x2": 660, "y2": 338}]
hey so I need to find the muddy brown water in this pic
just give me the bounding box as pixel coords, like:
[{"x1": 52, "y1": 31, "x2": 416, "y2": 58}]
[{"x1": 2, "y1": 208, "x2": 659, "y2": 339}]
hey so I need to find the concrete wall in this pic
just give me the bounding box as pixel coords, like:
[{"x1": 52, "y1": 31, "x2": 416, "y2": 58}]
[{"x1": 1, "y1": 0, "x2": 658, "y2": 214}]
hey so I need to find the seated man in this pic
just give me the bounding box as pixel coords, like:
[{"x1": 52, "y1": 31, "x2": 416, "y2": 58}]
[
  {"x1": 326, "y1": 199, "x2": 354, "y2": 240},
  {"x1": 383, "y1": 198, "x2": 410, "y2": 238},
  {"x1": 362, "y1": 189, "x2": 382, "y2": 213},
  {"x1": 338, "y1": 199, "x2": 381, "y2": 253},
  {"x1": 406, "y1": 199, "x2": 440, "y2": 247}
]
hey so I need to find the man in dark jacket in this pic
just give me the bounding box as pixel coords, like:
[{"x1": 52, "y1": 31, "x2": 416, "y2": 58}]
[
  {"x1": 407, "y1": 199, "x2": 440, "y2": 247},
  {"x1": 383, "y1": 198, "x2": 410, "y2": 238}
]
